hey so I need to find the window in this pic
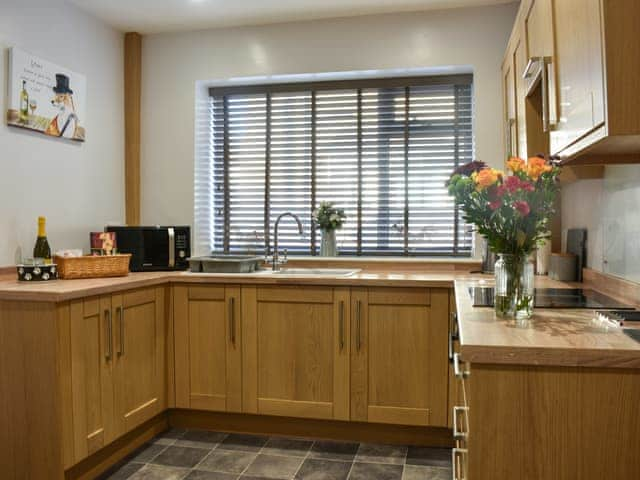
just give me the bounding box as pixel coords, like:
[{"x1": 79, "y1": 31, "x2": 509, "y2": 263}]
[{"x1": 196, "y1": 75, "x2": 474, "y2": 256}]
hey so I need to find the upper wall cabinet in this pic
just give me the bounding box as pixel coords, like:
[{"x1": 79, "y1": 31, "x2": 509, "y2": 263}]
[{"x1": 504, "y1": 0, "x2": 640, "y2": 165}]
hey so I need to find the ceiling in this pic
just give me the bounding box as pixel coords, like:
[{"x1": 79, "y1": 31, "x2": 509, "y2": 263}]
[{"x1": 69, "y1": 0, "x2": 516, "y2": 34}]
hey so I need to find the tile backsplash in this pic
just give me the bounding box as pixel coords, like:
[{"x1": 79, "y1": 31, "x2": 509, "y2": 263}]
[{"x1": 562, "y1": 164, "x2": 640, "y2": 283}]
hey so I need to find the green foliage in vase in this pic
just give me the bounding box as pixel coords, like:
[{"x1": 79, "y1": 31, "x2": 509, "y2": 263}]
[
  {"x1": 446, "y1": 156, "x2": 561, "y2": 256},
  {"x1": 313, "y1": 201, "x2": 346, "y2": 232}
]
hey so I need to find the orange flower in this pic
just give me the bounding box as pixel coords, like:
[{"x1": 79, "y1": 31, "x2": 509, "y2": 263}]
[
  {"x1": 474, "y1": 168, "x2": 502, "y2": 190},
  {"x1": 507, "y1": 156, "x2": 526, "y2": 173},
  {"x1": 527, "y1": 157, "x2": 552, "y2": 180}
]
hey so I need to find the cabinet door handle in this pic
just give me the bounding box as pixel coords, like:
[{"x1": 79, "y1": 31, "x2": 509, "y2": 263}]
[
  {"x1": 522, "y1": 56, "x2": 542, "y2": 79},
  {"x1": 229, "y1": 297, "x2": 236, "y2": 345},
  {"x1": 452, "y1": 448, "x2": 468, "y2": 480},
  {"x1": 546, "y1": 59, "x2": 558, "y2": 129},
  {"x1": 453, "y1": 406, "x2": 469, "y2": 442},
  {"x1": 116, "y1": 306, "x2": 124, "y2": 356},
  {"x1": 356, "y1": 300, "x2": 362, "y2": 352},
  {"x1": 104, "y1": 309, "x2": 112, "y2": 361},
  {"x1": 339, "y1": 300, "x2": 345, "y2": 351},
  {"x1": 453, "y1": 353, "x2": 470, "y2": 379},
  {"x1": 448, "y1": 312, "x2": 459, "y2": 364}
]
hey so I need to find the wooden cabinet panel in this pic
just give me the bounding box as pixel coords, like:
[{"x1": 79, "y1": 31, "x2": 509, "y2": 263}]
[
  {"x1": 551, "y1": 0, "x2": 604, "y2": 154},
  {"x1": 351, "y1": 288, "x2": 449, "y2": 427},
  {"x1": 525, "y1": 0, "x2": 554, "y2": 60},
  {"x1": 242, "y1": 286, "x2": 349, "y2": 421},
  {"x1": 502, "y1": 52, "x2": 518, "y2": 162},
  {"x1": 514, "y1": 37, "x2": 529, "y2": 159},
  {"x1": 69, "y1": 296, "x2": 115, "y2": 462},
  {"x1": 174, "y1": 285, "x2": 242, "y2": 412},
  {"x1": 113, "y1": 288, "x2": 166, "y2": 435}
]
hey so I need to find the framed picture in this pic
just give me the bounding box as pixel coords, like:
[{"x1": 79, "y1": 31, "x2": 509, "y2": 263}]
[{"x1": 6, "y1": 47, "x2": 86, "y2": 142}]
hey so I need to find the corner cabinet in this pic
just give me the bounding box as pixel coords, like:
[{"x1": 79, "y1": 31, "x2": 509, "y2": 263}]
[
  {"x1": 68, "y1": 287, "x2": 166, "y2": 464},
  {"x1": 241, "y1": 285, "x2": 350, "y2": 421},
  {"x1": 503, "y1": 0, "x2": 640, "y2": 164},
  {"x1": 174, "y1": 285, "x2": 242, "y2": 412},
  {"x1": 350, "y1": 287, "x2": 450, "y2": 427}
]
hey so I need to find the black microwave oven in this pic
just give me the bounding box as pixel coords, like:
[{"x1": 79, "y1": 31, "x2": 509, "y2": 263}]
[{"x1": 105, "y1": 226, "x2": 190, "y2": 272}]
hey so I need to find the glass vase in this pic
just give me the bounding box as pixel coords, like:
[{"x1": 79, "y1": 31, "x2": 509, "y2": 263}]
[
  {"x1": 494, "y1": 253, "x2": 535, "y2": 320},
  {"x1": 320, "y1": 229, "x2": 337, "y2": 257}
]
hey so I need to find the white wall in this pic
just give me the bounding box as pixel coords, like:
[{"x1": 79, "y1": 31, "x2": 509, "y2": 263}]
[
  {"x1": 140, "y1": 3, "x2": 518, "y2": 230},
  {"x1": 0, "y1": 0, "x2": 124, "y2": 265},
  {"x1": 562, "y1": 165, "x2": 640, "y2": 282}
]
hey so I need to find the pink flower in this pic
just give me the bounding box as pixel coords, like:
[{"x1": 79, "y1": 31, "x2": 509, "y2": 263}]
[
  {"x1": 502, "y1": 175, "x2": 535, "y2": 194},
  {"x1": 489, "y1": 200, "x2": 502, "y2": 211},
  {"x1": 513, "y1": 200, "x2": 530, "y2": 216}
]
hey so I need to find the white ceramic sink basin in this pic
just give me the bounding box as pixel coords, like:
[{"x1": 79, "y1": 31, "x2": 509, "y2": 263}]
[{"x1": 257, "y1": 268, "x2": 360, "y2": 277}]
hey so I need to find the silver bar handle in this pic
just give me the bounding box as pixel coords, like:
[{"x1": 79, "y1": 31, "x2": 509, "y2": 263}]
[
  {"x1": 522, "y1": 56, "x2": 542, "y2": 79},
  {"x1": 104, "y1": 309, "x2": 112, "y2": 361},
  {"x1": 452, "y1": 448, "x2": 468, "y2": 480},
  {"x1": 448, "y1": 312, "x2": 459, "y2": 364},
  {"x1": 117, "y1": 306, "x2": 124, "y2": 356},
  {"x1": 546, "y1": 58, "x2": 558, "y2": 129},
  {"x1": 453, "y1": 406, "x2": 469, "y2": 441},
  {"x1": 453, "y1": 353, "x2": 470, "y2": 379},
  {"x1": 356, "y1": 300, "x2": 362, "y2": 352},
  {"x1": 339, "y1": 300, "x2": 345, "y2": 351},
  {"x1": 229, "y1": 297, "x2": 236, "y2": 345},
  {"x1": 168, "y1": 227, "x2": 175, "y2": 268}
]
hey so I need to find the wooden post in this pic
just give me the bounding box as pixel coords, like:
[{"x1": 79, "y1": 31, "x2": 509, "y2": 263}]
[{"x1": 124, "y1": 32, "x2": 141, "y2": 226}]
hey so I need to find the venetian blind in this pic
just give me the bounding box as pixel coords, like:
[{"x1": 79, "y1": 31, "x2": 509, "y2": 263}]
[{"x1": 200, "y1": 75, "x2": 474, "y2": 256}]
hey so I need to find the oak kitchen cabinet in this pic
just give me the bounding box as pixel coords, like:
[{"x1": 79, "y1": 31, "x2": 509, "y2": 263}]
[
  {"x1": 350, "y1": 287, "x2": 450, "y2": 427},
  {"x1": 241, "y1": 285, "x2": 351, "y2": 421},
  {"x1": 68, "y1": 287, "x2": 167, "y2": 464},
  {"x1": 174, "y1": 285, "x2": 242, "y2": 412},
  {"x1": 503, "y1": 0, "x2": 640, "y2": 164}
]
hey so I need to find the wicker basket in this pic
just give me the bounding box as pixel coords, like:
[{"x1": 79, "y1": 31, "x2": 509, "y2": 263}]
[{"x1": 54, "y1": 254, "x2": 131, "y2": 279}]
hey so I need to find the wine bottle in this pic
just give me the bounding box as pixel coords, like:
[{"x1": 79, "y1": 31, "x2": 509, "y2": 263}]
[
  {"x1": 19, "y1": 80, "x2": 29, "y2": 124},
  {"x1": 33, "y1": 216, "x2": 52, "y2": 264}
]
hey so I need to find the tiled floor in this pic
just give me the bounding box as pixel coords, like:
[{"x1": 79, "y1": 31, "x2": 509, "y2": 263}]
[{"x1": 99, "y1": 428, "x2": 452, "y2": 480}]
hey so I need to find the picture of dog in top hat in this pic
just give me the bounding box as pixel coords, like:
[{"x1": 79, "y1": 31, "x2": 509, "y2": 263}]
[{"x1": 45, "y1": 74, "x2": 79, "y2": 139}]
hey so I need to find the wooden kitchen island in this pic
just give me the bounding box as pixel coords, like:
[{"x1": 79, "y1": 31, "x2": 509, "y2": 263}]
[{"x1": 453, "y1": 279, "x2": 640, "y2": 480}]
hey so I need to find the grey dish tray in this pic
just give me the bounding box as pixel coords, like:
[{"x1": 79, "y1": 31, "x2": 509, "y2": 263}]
[{"x1": 188, "y1": 255, "x2": 263, "y2": 273}]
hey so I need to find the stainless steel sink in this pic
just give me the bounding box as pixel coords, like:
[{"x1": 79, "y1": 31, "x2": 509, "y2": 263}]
[{"x1": 256, "y1": 268, "x2": 360, "y2": 277}]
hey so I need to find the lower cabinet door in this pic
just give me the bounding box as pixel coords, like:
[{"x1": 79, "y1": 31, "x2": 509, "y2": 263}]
[
  {"x1": 174, "y1": 285, "x2": 242, "y2": 412},
  {"x1": 69, "y1": 295, "x2": 116, "y2": 463},
  {"x1": 113, "y1": 287, "x2": 166, "y2": 435},
  {"x1": 242, "y1": 286, "x2": 350, "y2": 421},
  {"x1": 351, "y1": 287, "x2": 450, "y2": 427}
]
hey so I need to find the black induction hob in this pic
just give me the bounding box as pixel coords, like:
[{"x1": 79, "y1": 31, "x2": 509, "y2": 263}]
[{"x1": 468, "y1": 287, "x2": 635, "y2": 310}]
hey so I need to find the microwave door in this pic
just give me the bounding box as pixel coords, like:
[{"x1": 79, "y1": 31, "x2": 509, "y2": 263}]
[{"x1": 143, "y1": 229, "x2": 169, "y2": 268}]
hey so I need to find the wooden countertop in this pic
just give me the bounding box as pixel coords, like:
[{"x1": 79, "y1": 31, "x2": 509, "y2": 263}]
[
  {"x1": 455, "y1": 278, "x2": 640, "y2": 369},
  {"x1": 0, "y1": 269, "x2": 474, "y2": 303},
  {"x1": 3, "y1": 265, "x2": 639, "y2": 369}
]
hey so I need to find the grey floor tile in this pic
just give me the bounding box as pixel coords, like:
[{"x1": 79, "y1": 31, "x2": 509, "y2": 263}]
[
  {"x1": 198, "y1": 449, "x2": 258, "y2": 474},
  {"x1": 244, "y1": 454, "x2": 303, "y2": 479},
  {"x1": 100, "y1": 461, "x2": 144, "y2": 480},
  {"x1": 127, "y1": 465, "x2": 190, "y2": 480},
  {"x1": 309, "y1": 441, "x2": 359, "y2": 461},
  {"x1": 150, "y1": 445, "x2": 210, "y2": 468},
  {"x1": 154, "y1": 428, "x2": 187, "y2": 443},
  {"x1": 405, "y1": 447, "x2": 451, "y2": 468},
  {"x1": 175, "y1": 429, "x2": 228, "y2": 449},
  {"x1": 220, "y1": 433, "x2": 269, "y2": 452},
  {"x1": 262, "y1": 437, "x2": 314, "y2": 457},
  {"x1": 355, "y1": 444, "x2": 407, "y2": 465},
  {"x1": 402, "y1": 465, "x2": 452, "y2": 480},
  {"x1": 129, "y1": 443, "x2": 167, "y2": 463},
  {"x1": 295, "y1": 458, "x2": 352, "y2": 480},
  {"x1": 348, "y1": 462, "x2": 403, "y2": 480},
  {"x1": 185, "y1": 471, "x2": 238, "y2": 480},
  {"x1": 241, "y1": 477, "x2": 275, "y2": 480}
]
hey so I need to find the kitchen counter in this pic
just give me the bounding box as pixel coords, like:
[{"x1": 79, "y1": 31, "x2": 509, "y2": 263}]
[
  {"x1": 455, "y1": 278, "x2": 640, "y2": 368},
  {"x1": 2, "y1": 265, "x2": 639, "y2": 369}
]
